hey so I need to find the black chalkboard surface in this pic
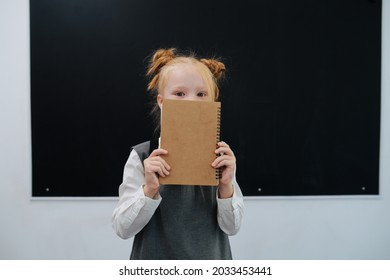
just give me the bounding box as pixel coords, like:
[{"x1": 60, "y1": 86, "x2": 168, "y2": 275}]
[{"x1": 30, "y1": 0, "x2": 381, "y2": 197}]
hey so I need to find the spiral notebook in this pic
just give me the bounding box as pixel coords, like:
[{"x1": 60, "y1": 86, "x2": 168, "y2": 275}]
[{"x1": 159, "y1": 99, "x2": 221, "y2": 186}]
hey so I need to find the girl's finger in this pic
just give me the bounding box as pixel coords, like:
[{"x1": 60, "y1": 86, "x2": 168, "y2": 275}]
[
  {"x1": 215, "y1": 147, "x2": 234, "y2": 156},
  {"x1": 217, "y1": 141, "x2": 229, "y2": 148},
  {"x1": 148, "y1": 161, "x2": 170, "y2": 176},
  {"x1": 145, "y1": 155, "x2": 171, "y2": 171},
  {"x1": 149, "y1": 148, "x2": 168, "y2": 157},
  {"x1": 212, "y1": 155, "x2": 234, "y2": 168}
]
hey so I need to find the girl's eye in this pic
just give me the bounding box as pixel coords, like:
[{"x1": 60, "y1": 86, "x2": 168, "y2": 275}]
[
  {"x1": 175, "y1": 92, "x2": 185, "y2": 97},
  {"x1": 197, "y1": 92, "x2": 207, "y2": 97}
]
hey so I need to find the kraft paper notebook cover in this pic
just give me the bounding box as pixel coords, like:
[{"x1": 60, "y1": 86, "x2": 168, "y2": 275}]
[{"x1": 159, "y1": 99, "x2": 221, "y2": 186}]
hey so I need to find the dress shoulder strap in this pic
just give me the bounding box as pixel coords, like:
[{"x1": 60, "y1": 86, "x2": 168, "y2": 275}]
[{"x1": 131, "y1": 138, "x2": 159, "y2": 167}]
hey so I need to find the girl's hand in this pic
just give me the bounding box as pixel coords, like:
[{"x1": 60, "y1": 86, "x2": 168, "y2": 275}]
[
  {"x1": 212, "y1": 141, "x2": 236, "y2": 198},
  {"x1": 143, "y1": 148, "x2": 170, "y2": 198}
]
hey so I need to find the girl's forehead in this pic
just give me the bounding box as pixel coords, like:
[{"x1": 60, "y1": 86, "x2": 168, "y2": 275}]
[
  {"x1": 164, "y1": 64, "x2": 204, "y2": 81},
  {"x1": 160, "y1": 61, "x2": 215, "y2": 98},
  {"x1": 165, "y1": 66, "x2": 205, "y2": 86},
  {"x1": 168, "y1": 61, "x2": 198, "y2": 72},
  {"x1": 168, "y1": 63, "x2": 199, "y2": 75}
]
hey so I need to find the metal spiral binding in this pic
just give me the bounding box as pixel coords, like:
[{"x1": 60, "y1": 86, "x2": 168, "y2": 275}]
[{"x1": 216, "y1": 106, "x2": 222, "y2": 180}]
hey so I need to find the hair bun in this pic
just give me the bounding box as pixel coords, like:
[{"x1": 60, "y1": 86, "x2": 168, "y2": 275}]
[
  {"x1": 147, "y1": 48, "x2": 176, "y2": 76},
  {"x1": 200, "y1": 58, "x2": 226, "y2": 80}
]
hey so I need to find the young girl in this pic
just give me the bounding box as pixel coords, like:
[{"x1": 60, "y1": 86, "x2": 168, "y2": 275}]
[{"x1": 112, "y1": 48, "x2": 244, "y2": 260}]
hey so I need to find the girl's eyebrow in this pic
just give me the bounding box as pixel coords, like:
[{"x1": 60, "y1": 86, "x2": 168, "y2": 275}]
[
  {"x1": 169, "y1": 86, "x2": 207, "y2": 92},
  {"x1": 171, "y1": 86, "x2": 187, "y2": 91}
]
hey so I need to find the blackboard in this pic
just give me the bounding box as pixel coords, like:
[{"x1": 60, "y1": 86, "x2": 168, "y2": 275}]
[{"x1": 30, "y1": 0, "x2": 381, "y2": 197}]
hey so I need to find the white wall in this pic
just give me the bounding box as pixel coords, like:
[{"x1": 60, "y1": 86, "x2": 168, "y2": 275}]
[{"x1": 1, "y1": 0, "x2": 389, "y2": 260}]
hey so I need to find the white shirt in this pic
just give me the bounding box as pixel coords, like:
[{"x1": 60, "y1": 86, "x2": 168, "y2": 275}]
[{"x1": 112, "y1": 148, "x2": 244, "y2": 240}]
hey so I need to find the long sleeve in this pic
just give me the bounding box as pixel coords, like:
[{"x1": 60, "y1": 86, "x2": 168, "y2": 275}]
[
  {"x1": 112, "y1": 147, "x2": 245, "y2": 239},
  {"x1": 111, "y1": 149, "x2": 161, "y2": 239},
  {"x1": 216, "y1": 178, "x2": 245, "y2": 235}
]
